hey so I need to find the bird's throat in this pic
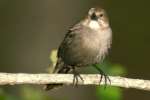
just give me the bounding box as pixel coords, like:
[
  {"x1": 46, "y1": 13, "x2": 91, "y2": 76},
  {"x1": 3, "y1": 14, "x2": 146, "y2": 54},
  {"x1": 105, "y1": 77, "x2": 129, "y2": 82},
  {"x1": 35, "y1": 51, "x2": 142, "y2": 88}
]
[{"x1": 89, "y1": 20, "x2": 100, "y2": 29}]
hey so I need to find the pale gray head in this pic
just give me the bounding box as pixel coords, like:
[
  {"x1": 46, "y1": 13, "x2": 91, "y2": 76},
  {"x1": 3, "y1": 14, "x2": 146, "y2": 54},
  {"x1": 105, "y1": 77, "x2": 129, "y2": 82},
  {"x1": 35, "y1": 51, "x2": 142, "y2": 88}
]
[{"x1": 83, "y1": 7, "x2": 110, "y2": 30}]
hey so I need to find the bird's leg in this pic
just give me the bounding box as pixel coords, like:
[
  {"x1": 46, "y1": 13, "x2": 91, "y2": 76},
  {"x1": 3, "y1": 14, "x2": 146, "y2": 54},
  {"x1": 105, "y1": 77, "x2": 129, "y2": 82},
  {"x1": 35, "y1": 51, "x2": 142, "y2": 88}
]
[
  {"x1": 94, "y1": 64, "x2": 111, "y2": 88},
  {"x1": 72, "y1": 66, "x2": 84, "y2": 87}
]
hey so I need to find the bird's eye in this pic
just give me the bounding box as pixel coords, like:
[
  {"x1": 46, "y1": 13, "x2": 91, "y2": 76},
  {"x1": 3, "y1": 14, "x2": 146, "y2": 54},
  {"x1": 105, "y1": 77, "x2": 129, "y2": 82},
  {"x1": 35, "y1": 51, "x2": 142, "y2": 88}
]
[{"x1": 100, "y1": 14, "x2": 103, "y2": 17}]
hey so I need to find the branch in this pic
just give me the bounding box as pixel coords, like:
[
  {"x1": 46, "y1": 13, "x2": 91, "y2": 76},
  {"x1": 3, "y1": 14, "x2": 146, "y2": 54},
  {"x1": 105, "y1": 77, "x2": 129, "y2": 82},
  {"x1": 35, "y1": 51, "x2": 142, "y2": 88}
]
[{"x1": 0, "y1": 73, "x2": 149, "y2": 91}]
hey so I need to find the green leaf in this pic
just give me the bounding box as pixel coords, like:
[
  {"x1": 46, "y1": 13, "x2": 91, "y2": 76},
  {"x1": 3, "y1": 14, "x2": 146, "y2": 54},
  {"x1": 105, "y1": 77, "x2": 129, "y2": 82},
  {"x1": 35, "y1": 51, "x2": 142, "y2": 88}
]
[
  {"x1": 96, "y1": 86, "x2": 122, "y2": 100},
  {"x1": 49, "y1": 49, "x2": 57, "y2": 64},
  {"x1": 109, "y1": 64, "x2": 127, "y2": 76},
  {"x1": 48, "y1": 49, "x2": 58, "y2": 73}
]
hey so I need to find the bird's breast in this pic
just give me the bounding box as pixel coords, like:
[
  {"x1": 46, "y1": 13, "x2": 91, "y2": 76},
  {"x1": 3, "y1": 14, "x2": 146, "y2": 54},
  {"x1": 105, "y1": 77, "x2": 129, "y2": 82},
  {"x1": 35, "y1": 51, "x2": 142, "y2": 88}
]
[
  {"x1": 81, "y1": 30, "x2": 101, "y2": 52},
  {"x1": 62, "y1": 27, "x2": 112, "y2": 67}
]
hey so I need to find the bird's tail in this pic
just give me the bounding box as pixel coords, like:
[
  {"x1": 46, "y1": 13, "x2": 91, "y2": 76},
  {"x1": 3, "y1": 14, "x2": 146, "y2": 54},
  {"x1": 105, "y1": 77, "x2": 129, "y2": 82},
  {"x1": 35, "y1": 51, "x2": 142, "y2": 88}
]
[{"x1": 44, "y1": 83, "x2": 63, "y2": 90}]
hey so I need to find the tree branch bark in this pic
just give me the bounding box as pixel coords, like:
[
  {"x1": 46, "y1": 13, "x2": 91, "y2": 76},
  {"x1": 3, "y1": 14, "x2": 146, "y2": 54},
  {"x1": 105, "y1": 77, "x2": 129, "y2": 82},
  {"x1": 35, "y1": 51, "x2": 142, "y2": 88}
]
[{"x1": 0, "y1": 73, "x2": 149, "y2": 91}]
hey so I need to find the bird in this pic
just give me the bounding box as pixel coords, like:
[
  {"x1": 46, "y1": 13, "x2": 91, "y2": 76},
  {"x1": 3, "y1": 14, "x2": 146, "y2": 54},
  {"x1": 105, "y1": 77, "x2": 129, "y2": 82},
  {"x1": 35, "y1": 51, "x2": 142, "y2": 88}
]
[{"x1": 45, "y1": 7, "x2": 112, "y2": 90}]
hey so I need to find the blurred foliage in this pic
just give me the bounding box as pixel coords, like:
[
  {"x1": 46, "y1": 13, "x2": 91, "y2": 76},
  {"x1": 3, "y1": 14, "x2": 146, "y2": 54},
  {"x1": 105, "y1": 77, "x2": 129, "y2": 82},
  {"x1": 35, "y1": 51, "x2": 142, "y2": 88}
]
[
  {"x1": 0, "y1": 86, "x2": 54, "y2": 100},
  {"x1": 49, "y1": 50, "x2": 58, "y2": 67},
  {"x1": 48, "y1": 50, "x2": 58, "y2": 73},
  {"x1": 96, "y1": 86, "x2": 122, "y2": 100},
  {"x1": 0, "y1": 89, "x2": 16, "y2": 100},
  {"x1": 20, "y1": 86, "x2": 52, "y2": 100}
]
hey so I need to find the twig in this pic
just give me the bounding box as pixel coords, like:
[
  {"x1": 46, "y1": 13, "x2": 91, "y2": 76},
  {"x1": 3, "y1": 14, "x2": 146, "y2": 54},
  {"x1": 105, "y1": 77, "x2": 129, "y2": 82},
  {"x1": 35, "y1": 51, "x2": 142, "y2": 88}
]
[{"x1": 0, "y1": 73, "x2": 149, "y2": 91}]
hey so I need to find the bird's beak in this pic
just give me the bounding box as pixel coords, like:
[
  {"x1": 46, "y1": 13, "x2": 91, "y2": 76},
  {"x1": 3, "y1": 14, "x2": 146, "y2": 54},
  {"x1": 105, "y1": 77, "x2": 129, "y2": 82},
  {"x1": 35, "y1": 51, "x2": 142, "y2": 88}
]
[{"x1": 90, "y1": 13, "x2": 98, "y2": 20}]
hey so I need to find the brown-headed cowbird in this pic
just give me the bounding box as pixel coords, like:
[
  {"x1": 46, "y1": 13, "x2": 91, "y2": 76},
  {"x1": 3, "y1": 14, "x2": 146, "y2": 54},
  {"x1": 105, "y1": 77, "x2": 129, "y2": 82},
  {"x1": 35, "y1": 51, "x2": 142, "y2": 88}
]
[{"x1": 45, "y1": 7, "x2": 112, "y2": 90}]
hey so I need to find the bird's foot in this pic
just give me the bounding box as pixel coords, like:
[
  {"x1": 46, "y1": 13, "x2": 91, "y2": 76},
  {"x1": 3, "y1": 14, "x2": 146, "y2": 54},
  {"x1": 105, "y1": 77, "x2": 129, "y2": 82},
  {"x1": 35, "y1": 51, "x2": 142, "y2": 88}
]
[
  {"x1": 99, "y1": 70, "x2": 111, "y2": 89},
  {"x1": 72, "y1": 67, "x2": 84, "y2": 87},
  {"x1": 94, "y1": 65, "x2": 111, "y2": 88}
]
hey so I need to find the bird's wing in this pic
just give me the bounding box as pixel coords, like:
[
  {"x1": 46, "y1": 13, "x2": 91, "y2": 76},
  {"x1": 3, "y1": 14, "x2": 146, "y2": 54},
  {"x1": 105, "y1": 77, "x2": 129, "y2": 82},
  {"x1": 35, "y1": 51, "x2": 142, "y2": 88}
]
[
  {"x1": 57, "y1": 23, "x2": 82, "y2": 58},
  {"x1": 53, "y1": 23, "x2": 82, "y2": 73}
]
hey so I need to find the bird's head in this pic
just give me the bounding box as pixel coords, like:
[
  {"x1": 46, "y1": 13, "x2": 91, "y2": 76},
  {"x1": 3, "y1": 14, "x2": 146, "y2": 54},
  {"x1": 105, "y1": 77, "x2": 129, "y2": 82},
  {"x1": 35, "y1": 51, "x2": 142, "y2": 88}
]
[{"x1": 83, "y1": 7, "x2": 110, "y2": 30}]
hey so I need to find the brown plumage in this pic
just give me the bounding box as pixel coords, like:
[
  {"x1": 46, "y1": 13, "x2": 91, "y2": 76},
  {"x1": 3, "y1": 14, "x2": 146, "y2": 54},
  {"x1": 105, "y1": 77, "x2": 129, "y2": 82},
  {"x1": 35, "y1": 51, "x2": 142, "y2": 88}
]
[{"x1": 45, "y1": 7, "x2": 112, "y2": 90}]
